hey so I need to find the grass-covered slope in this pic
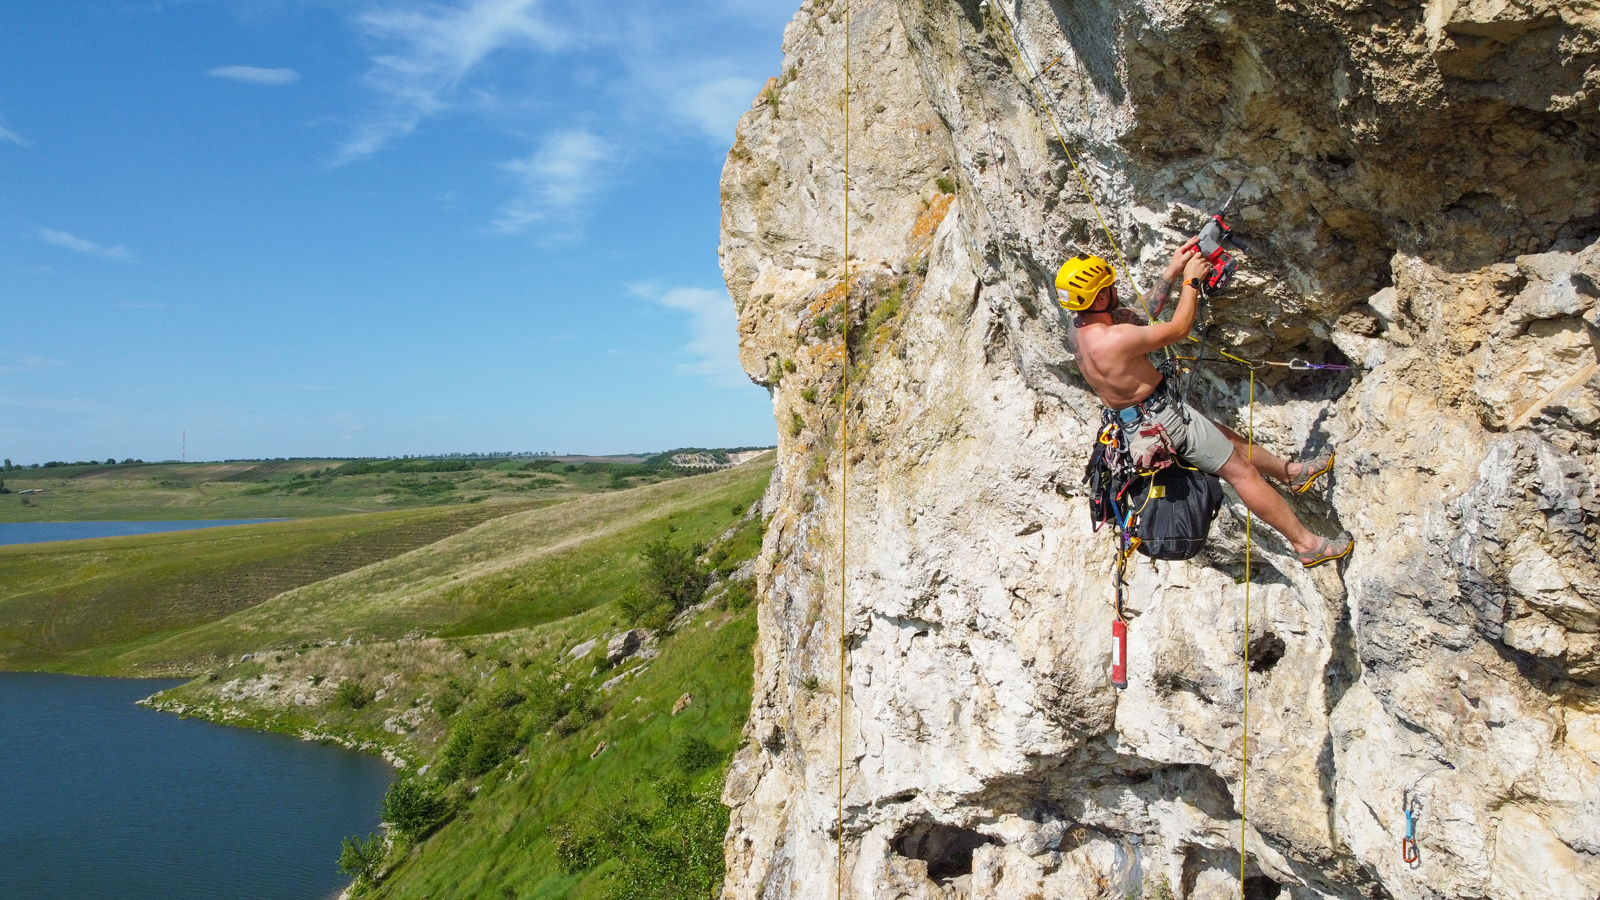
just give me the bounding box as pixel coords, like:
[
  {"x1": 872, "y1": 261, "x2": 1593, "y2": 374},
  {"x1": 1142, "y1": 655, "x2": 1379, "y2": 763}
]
[
  {"x1": 0, "y1": 455, "x2": 772, "y2": 676},
  {"x1": 141, "y1": 457, "x2": 776, "y2": 900},
  {"x1": 118, "y1": 460, "x2": 772, "y2": 672},
  {"x1": 0, "y1": 501, "x2": 539, "y2": 674},
  {"x1": 153, "y1": 601, "x2": 759, "y2": 900},
  {"x1": 382, "y1": 608, "x2": 758, "y2": 900}
]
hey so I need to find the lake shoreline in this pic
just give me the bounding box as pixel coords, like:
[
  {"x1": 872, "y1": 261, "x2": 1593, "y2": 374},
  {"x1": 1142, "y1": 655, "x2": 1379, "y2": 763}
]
[{"x1": 0, "y1": 671, "x2": 391, "y2": 900}]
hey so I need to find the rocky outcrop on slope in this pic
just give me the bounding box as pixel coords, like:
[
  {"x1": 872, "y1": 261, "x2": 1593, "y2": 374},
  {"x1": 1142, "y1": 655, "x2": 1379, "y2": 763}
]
[{"x1": 719, "y1": 1, "x2": 1600, "y2": 898}]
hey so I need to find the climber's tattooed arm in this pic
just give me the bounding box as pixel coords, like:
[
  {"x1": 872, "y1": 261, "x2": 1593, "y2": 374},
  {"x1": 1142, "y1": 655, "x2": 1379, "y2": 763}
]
[{"x1": 1149, "y1": 275, "x2": 1174, "y2": 321}]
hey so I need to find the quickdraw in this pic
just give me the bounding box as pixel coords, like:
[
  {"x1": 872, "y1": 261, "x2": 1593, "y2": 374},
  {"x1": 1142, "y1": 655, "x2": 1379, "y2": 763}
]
[
  {"x1": 1110, "y1": 537, "x2": 1139, "y2": 688},
  {"x1": 1401, "y1": 801, "x2": 1419, "y2": 865},
  {"x1": 1173, "y1": 350, "x2": 1351, "y2": 373},
  {"x1": 1401, "y1": 762, "x2": 1455, "y2": 866}
]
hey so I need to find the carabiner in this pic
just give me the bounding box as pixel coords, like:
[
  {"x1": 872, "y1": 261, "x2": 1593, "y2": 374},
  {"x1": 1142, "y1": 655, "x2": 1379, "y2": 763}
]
[
  {"x1": 1402, "y1": 836, "x2": 1419, "y2": 865},
  {"x1": 1288, "y1": 357, "x2": 1350, "y2": 372}
]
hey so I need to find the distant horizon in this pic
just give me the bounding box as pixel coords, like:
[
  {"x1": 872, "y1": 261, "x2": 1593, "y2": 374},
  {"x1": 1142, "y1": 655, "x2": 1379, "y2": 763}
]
[{"x1": 1, "y1": 445, "x2": 777, "y2": 469}]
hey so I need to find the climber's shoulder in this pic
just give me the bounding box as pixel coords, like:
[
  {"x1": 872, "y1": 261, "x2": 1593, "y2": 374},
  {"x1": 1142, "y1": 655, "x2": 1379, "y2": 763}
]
[{"x1": 1077, "y1": 317, "x2": 1159, "y2": 359}]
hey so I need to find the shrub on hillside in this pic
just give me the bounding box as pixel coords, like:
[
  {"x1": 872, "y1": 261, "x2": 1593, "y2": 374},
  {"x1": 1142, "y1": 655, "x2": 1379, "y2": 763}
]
[
  {"x1": 552, "y1": 775, "x2": 730, "y2": 900},
  {"x1": 337, "y1": 832, "x2": 385, "y2": 888},
  {"x1": 720, "y1": 579, "x2": 754, "y2": 612},
  {"x1": 618, "y1": 587, "x2": 673, "y2": 631},
  {"x1": 435, "y1": 679, "x2": 468, "y2": 718},
  {"x1": 381, "y1": 778, "x2": 451, "y2": 839},
  {"x1": 523, "y1": 676, "x2": 601, "y2": 737},
  {"x1": 673, "y1": 736, "x2": 721, "y2": 775},
  {"x1": 437, "y1": 689, "x2": 525, "y2": 781},
  {"x1": 640, "y1": 537, "x2": 708, "y2": 614},
  {"x1": 334, "y1": 679, "x2": 376, "y2": 710}
]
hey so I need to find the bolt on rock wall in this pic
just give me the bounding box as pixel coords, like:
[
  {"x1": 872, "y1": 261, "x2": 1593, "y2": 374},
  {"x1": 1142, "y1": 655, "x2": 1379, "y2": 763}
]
[{"x1": 718, "y1": 1, "x2": 1600, "y2": 898}]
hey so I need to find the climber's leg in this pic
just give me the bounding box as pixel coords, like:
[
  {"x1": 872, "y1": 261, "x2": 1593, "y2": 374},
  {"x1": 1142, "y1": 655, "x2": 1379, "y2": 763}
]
[
  {"x1": 1215, "y1": 449, "x2": 1320, "y2": 555},
  {"x1": 1211, "y1": 422, "x2": 1297, "y2": 483}
]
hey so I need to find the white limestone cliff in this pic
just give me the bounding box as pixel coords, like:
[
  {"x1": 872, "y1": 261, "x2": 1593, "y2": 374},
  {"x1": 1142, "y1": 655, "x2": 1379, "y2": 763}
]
[{"x1": 719, "y1": 1, "x2": 1600, "y2": 898}]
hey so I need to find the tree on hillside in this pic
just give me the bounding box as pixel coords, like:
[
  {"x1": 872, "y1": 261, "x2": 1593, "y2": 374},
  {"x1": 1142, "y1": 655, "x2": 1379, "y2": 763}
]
[{"x1": 640, "y1": 537, "x2": 709, "y2": 612}]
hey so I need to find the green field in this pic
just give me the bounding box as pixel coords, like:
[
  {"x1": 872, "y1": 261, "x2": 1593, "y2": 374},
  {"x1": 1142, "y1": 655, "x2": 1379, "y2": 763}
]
[
  {"x1": 0, "y1": 501, "x2": 545, "y2": 674},
  {"x1": 0, "y1": 453, "x2": 750, "y2": 523},
  {"x1": 0, "y1": 456, "x2": 772, "y2": 676}
]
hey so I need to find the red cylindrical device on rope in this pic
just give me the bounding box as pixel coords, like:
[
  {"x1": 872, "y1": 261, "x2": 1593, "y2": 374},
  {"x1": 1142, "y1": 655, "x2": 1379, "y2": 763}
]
[{"x1": 1111, "y1": 619, "x2": 1128, "y2": 688}]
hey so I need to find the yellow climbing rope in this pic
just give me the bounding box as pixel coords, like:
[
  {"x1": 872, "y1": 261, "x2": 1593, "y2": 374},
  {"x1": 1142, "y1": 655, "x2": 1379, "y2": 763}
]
[
  {"x1": 838, "y1": 2, "x2": 851, "y2": 899},
  {"x1": 1240, "y1": 369, "x2": 1254, "y2": 898},
  {"x1": 986, "y1": 5, "x2": 1155, "y2": 326}
]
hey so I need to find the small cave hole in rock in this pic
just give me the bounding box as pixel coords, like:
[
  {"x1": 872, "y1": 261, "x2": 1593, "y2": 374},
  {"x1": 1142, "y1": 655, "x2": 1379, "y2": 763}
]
[
  {"x1": 1248, "y1": 632, "x2": 1286, "y2": 673},
  {"x1": 1243, "y1": 875, "x2": 1284, "y2": 900},
  {"x1": 892, "y1": 824, "x2": 993, "y2": 882}
]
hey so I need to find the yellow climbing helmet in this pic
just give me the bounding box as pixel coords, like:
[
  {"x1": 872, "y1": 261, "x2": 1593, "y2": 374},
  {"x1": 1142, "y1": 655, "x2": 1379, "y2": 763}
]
[{"x1": 1056, "y1": 254, "x2": 1116, "y2": 311}]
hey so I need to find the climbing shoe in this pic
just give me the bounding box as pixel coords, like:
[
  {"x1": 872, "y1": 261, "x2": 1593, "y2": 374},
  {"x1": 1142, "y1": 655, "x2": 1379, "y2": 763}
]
[
  {"x1": 1287, "y1": 451, "x2": 1334, "y2": 494},
  {"x1": 1299, "y1": 532, "x2": 1353, "y2": 568}
]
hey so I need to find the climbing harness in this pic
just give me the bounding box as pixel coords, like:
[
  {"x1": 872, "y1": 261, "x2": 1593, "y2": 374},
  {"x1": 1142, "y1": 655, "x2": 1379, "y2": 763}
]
[{"x1": 1401, "y1": 763, "x2": 1455, "y2": 866}]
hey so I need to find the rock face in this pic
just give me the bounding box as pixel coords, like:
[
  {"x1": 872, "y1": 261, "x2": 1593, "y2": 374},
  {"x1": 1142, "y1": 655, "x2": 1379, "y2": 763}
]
[{"x1": 719, "y1": 1, "x2": 1599, "y2": 899}]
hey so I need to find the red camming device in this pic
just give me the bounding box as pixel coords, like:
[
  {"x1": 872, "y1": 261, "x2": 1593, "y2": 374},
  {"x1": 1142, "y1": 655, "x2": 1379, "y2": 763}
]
[{"x1": 1195, "y1": 184, "x2": 1248, "y2": 296}]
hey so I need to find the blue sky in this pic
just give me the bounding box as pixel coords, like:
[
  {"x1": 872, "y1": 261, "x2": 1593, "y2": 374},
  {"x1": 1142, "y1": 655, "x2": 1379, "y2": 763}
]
[{"x1": 0, "y1": 0, "x2": 788, "y2": 463}]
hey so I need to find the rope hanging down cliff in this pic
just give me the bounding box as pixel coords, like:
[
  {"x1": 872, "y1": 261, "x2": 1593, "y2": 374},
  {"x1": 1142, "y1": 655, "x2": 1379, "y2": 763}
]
[
  {"x1": 837, "y1": 3, "x2": 851, "y2": 898},
  {"x1": 982, "y1": 1, "x2": 1158, "y2": 328}
]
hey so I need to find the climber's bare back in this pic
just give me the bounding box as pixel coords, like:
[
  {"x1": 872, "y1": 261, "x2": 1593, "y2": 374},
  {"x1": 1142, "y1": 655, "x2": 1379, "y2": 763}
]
[{"x1": 1074, "y1": 317, "x2": 1165, "y2": 409}]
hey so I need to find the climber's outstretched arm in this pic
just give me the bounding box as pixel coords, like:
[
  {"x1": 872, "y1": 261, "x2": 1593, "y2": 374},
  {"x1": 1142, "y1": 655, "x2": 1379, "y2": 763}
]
[
  {"x1": 1114, "y1": 252, "x2": 1209, "y2": 355},
  {"x1": 1149, "y1": 235, "x2": 1202, "y2": 321}
]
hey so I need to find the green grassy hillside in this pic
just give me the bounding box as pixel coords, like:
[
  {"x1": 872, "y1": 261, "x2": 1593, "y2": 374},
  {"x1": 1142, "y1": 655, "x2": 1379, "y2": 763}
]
[
  {"x1": 117, "y1": 462, "x2": 771, "y2": 672},
  {"x1": 134, "y1": 455, "x2": 776, "y2": 900},
  {"x1": 150, "y1": 598, "x2": 759, "y2": 900},
  {"x1": 0, "y1": 457, "x2": 771, "y2": 676}
]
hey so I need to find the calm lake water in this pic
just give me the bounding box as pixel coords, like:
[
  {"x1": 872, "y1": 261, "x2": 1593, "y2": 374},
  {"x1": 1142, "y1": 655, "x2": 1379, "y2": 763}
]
[
  {"x1": 0, "y1": 519, "x2": 282, "y2": 546},
  {"x1": 0, "y1": 673, "x2": 393, "y2": 900}
]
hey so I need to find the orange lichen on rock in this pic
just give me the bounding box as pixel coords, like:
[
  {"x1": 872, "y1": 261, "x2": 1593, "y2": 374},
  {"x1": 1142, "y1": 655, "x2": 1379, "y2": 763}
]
[{"x1": 910, "y1": 193, "x2": 953, "y2": 249}]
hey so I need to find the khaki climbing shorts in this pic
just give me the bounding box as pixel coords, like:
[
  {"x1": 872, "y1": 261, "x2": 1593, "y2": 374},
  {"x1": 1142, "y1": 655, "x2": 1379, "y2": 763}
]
[{"x1": 1144, "y1": 400, "x2": 1235, "y2": 474}]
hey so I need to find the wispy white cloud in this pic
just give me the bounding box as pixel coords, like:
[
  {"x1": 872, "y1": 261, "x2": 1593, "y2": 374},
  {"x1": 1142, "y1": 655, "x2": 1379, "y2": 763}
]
[
  {"x1": 493, "y1": 129, "x2": 609, "y2": 233},
  {"x1": 0, "y1": 353, "x2": 64, "y2": 374},
  {"x1": 666, "y1": 74, "x2": 762, "y2": 143},
  {"x1": 340, "y1": 0, "x2": 564, "y2": 163},
  {"x1": 38, "y1": 229, "x2": 133, "y2": 261},
  {"x1": 0, "y1": 123, "x2": 28, "y2": 147},
  {"x1": 208, "y1": 65, "x2": 301, "y2": 85},
  {"x1": 630, "y1": 283, "x2": 747, "y2": 387}
]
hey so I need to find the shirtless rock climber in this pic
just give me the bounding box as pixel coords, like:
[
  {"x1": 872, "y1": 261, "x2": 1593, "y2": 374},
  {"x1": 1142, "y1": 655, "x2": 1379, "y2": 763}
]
[{"x1": 1060, "y1": 239, "x2": 1354, "y2": 568}]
